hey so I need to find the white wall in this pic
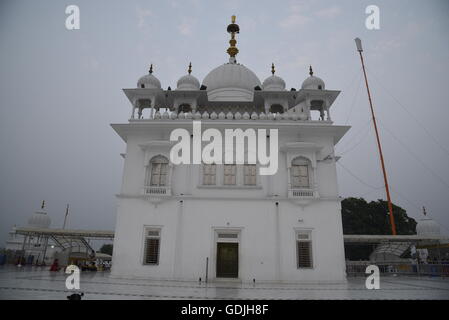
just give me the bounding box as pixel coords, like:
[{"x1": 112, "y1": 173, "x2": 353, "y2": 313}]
[
  {"x1": 111, "y1": 121, "x2": 348, "y2": 283},
  {"x1": 112, "y1": 197, "x2": 346, "y2": 283}
]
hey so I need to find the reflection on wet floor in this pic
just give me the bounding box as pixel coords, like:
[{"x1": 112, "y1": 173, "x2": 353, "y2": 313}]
[{"x1": 0, "y1": 266, "x2": 448, "y2": 300}]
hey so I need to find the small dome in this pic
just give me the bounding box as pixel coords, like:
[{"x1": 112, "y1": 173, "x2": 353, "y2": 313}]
[
  {"x1": 177, "y1": 63, "x2": 200, "y2": 90},
  {"x1": 263, "y1": 64, "x2": 286, "y2": 91},
  {"x1": 177, "y1": 74, "x2": 200, "y2": 90},
  {"x1": 301, "y1": 66, "x2": 325, "y2": 90},
  {"x1": 416, "y1": 218, "x2": 440, "y2": 236},
  {"x1": 137, "y1": 65, "x2": 161, "y2": 89},
  {"x1": 28, "y1": 210, "x2": 51, "y2": 229},
  {"x1": 263, "y1": 75, "x2": 286, "y2": 91},
  {"x1": 202, "y1": 63, "x2": 261, "y2": 101}
]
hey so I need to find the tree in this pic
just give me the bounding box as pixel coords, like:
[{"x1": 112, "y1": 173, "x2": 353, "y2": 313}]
[
  {"x1": 341, "y1": 197, "x2": 417, "y2": 260},
  {"x1": 99, "y1": 244, "x2": 113, "y2": 256}
]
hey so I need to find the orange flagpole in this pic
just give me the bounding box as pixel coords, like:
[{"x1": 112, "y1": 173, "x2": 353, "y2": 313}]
[{"x1": 355, "y1": 38, "x2": 397, "y2": 235}]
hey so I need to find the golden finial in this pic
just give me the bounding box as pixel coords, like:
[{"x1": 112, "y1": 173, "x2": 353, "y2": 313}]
[
  {"x1": 149, "y1": 64, "x2": 153, "y2": 74},
  {"x1": 309, "y1": 65, "x2": 313, "y2": 76},
  {"x1": 41, "y1": 200, "x2": 45, "y2": 209},
  {"x1": 188, "y1": 62, "x2": 192, "y2": 74},
  {"x1": 226, "y1": 15, "x2": 240, "y2": 61},
  {"x1": 271, "y1": 63, "x2": 275, "y2": 75}
]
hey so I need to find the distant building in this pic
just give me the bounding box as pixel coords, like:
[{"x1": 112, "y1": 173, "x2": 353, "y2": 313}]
[
  {"x1": 5, "y1": 202, "x2": 59, "y2": 264},
  {"x1": 416, "y1": 214, "x2": 448, "y2": 262}
]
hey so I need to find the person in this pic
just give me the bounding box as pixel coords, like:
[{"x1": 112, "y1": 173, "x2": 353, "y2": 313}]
[{"x1": 49, "y1": 259, "x2": 59, "y2": 271}]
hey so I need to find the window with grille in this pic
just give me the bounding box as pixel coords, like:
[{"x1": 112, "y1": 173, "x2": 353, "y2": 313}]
[
  {"x1": 146, "y1": 156, "x2": 168, "y2": 187},
  {"x1": 291, "y1": 157, "x2": 310, "y2": 188},
  {"x1": 244, "y1": 164, "x2": 257, "y2": 186},
  {"x1": 296, "y1": 232, "x2": 313, "y2": 268},
  {"x1": 144, "y1": 229, "x2": 160, "y2": 265},
  {"x1": 223, "y1": 164, "x2": 236, "y2": 185},
  {"x1": 203, "y1": 164, "x2": 217, "y2": 185}
]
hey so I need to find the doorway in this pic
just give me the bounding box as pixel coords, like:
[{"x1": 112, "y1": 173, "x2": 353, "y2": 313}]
[{"x1": 216, "y1": 242, "x2": 239, "y2": 278}]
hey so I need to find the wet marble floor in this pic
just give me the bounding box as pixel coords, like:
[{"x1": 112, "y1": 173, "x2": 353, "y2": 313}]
[{"x1": 0, "y1": 266, "x2": 448, "y2": 300}]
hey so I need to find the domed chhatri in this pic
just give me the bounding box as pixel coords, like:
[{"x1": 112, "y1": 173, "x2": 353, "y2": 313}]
[
  {"x1": 27, "y1": 200, "x2": 51, "y2": 229},
  {"x1": 301, "y1": 66, "x2": 325, "y2": 90},
  {"x1": 416, "y1": 207, "x2": 441, "y2": 236},
  {"x1": 137, "y1": 64, "x2": 162, "y2": 89},
  {"x1": 263, "y1": 63, "x2": 286, "y2": 91},
  {"x1": 177, "y1": 62, "x2": 200, "y2": 90}
]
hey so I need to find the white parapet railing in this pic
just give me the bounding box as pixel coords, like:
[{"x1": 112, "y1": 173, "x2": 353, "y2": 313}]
[
  {"x1": 131, "y1": 110, "x2": 333, "y2": 122},
  {"x1": 143, "y1": 186, "x2": 171, "y2": 196},
  {"x1": 289, "y1": 188, "x2": 315, "y2": 198}
]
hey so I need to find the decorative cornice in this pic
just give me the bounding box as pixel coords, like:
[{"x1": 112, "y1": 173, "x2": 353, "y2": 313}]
[
  {"x1": 139, "y1": 140, "x2": 175, "y2": 151},
  {"x1": 280, "y1": 142, "x2": 323, "y2": 152}
]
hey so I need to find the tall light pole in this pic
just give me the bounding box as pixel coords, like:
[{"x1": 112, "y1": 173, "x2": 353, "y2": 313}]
[{"x1": 355, "y1": 38, "x2": 397, "y2": 235}]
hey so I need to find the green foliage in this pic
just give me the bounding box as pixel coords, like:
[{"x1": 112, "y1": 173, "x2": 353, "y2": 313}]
[
  {"x1": 341, "y1": 197, "x2": 417, "y2": 260},
  {"x1": 341, "y1": 197, "x2": 417, "y2": 235},
  {"x1": 99, "y1": 244, "x2": 113, "y2": 256}
]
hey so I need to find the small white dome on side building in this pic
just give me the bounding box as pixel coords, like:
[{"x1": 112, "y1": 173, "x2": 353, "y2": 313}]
[
  {"x1": 263, "y1": 75, "x2": 286, "y2": 91},
  {"x1": 301, "y1": 66, "x2": 325, "y2": 90},
  {"x1": 27, "y1": 201, "x2": 51, "y2": 229},
  {"x1": 176, "y1": 63, "x2": 200, "y2": 90},
  {"x1": 416, "y1": 218, "x2": 440, "y2": 236},
  {"x1": 137, "y1": 64, "x2": 162, "y2": 89},
  {"x1": 263, "y1": 64, "x2": 286, "y2": 91}
]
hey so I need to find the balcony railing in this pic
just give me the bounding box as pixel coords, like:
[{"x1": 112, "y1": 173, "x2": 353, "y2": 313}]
[
  {"x1": 289, "y1": 188, "x2": 315, "y2": 198},
  {"x1": 143, "y1": 186, "x2": 171, "y2": 196}
]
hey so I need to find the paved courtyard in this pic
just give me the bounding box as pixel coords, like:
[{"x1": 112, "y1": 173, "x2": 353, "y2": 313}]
[{"x1": 0, "y1": 265, "x2": 448, "y2": 300}]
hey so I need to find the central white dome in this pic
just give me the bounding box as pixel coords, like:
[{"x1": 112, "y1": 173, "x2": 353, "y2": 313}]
[{"x1": 202, "y1": 63, "x2": 261, "y2": 101}]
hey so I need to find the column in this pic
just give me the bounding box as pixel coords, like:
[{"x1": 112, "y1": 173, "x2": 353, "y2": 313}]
[
  {"x1": 173, "y1": 200, "x2": 184, "y2": 279},
  {"x1": 326, "y1": 97, "x2": 331, "y2": 121},
  {"x1": 274, "y1": 202, "x2": 281, "y2": 281},
  {"x1": 150, "y1": 98, "x2": 155, "y2": 119}
]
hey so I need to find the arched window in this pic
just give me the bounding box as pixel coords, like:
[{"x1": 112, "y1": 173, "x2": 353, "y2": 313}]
[
  {"x1": 291, "y1": 157, "x2": 311, "y2": 188},
  {"x1": 269, "y1": 104, "x2": 284, "y2": 114},
  {"x1": 178, "y1": 103, "x2": 192, "y2": 113},
  {"x1": 146, "y1": 155, "x2": 169, "y2": 187}
]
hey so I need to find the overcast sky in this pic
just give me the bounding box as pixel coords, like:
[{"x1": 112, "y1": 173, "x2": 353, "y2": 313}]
[{"x1": 1, "y1": 0, "x2": 448, "y2": 246}]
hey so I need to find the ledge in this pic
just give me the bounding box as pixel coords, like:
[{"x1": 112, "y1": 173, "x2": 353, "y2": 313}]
[{"x1": 196, "y1": 185, "x2": 263, "y2": 190}]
